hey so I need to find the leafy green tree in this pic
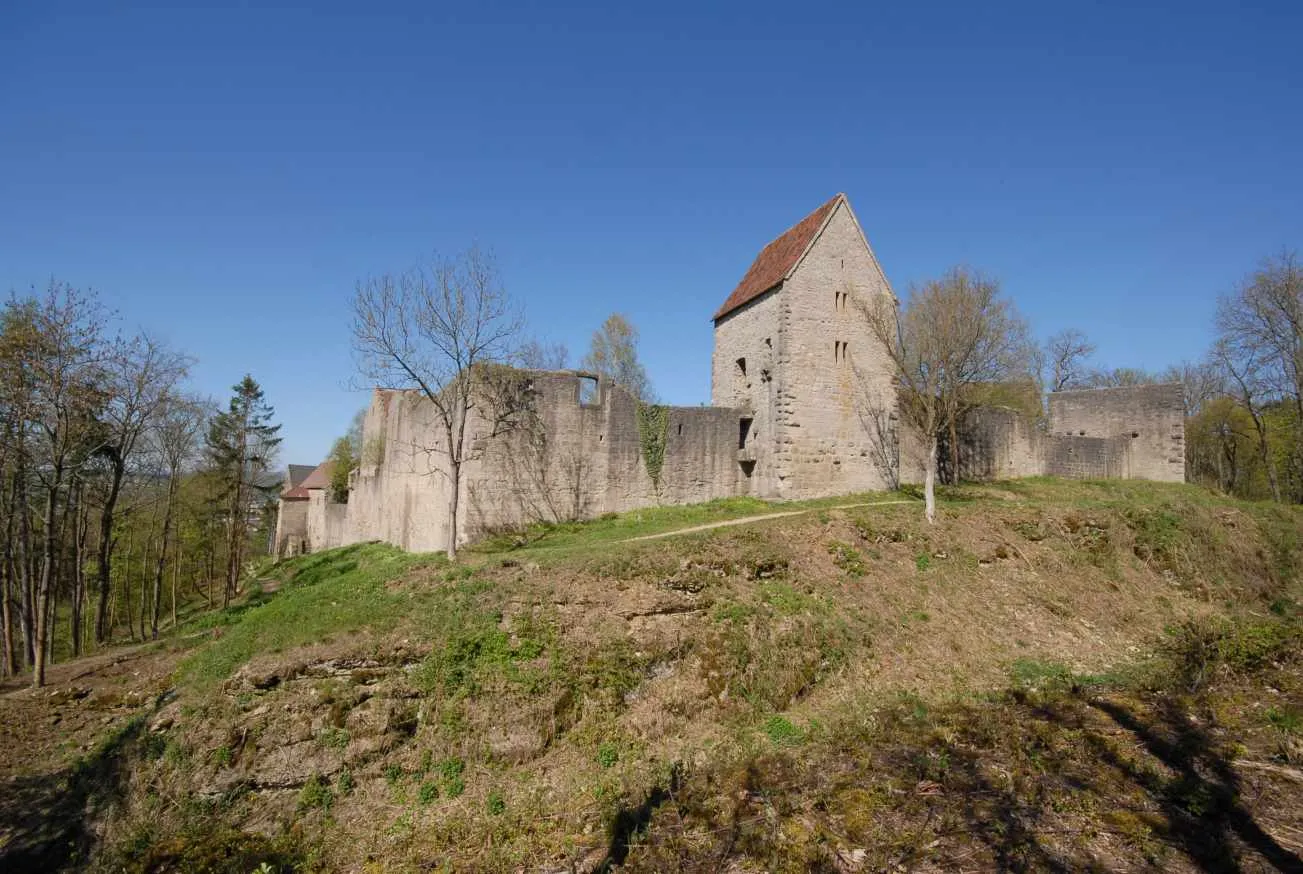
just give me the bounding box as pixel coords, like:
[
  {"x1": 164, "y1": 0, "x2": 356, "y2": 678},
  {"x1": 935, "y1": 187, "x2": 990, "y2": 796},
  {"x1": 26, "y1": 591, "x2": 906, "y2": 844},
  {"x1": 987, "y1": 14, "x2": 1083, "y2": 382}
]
[{"x1": 206, "y1": 376, "x2": 281, "y2": 606}]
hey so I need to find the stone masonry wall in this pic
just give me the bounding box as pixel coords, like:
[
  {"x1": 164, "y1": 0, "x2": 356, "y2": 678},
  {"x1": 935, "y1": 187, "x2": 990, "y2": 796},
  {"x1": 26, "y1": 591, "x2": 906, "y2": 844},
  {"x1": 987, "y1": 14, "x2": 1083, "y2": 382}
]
[
  {"x1": 336, "y1": 374, "x2": 743, "y2": 554},
  {"x1": 767, "y1": 200, "x2": 899, "y2": 498},
  {"x1": 711, "y1": 288, "x2": 782, "y2": 496},
  {"x1": 955, "y1": 406, "x2": 1044, "y2": 481},
  {"x1": 306, "y1": 491, "x2": 349, "y2": 553},
  {"x1": 1043, "y1": 435, "x2": 1130, "y2": 479},
  {"x1": 273, "y1": 499, "x2": 308, "y2": 556},
  {"x1": 1048, "y1": 384, "x2": 1185, "y2": 482}
]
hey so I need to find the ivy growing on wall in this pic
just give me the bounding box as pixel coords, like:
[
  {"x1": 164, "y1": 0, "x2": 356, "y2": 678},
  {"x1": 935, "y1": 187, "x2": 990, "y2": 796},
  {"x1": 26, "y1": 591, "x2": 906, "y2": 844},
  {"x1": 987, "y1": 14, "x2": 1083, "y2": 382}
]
[{"x1": 636, "y1": 402, "x2": 669, "y2": 491}]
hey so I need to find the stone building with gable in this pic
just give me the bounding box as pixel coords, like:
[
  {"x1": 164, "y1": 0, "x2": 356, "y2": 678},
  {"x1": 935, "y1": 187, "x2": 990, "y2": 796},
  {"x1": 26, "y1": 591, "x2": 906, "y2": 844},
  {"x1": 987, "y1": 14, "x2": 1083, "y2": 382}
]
[{"x1": 276, "y1": 194, "x2": 1186, "y2": 556}]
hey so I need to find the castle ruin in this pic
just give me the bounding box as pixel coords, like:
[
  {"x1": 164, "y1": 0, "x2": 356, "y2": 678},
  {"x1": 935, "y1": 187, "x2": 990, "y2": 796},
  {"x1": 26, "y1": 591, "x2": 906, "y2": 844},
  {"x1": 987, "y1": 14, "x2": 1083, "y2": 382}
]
[{"x1": 275, "y1": 194, "x2": 1185, "y2": 556}]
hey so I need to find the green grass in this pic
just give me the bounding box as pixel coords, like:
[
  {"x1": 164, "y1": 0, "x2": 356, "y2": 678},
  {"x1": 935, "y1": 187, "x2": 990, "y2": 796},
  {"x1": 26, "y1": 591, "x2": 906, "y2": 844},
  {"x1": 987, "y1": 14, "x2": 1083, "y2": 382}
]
[
  {"x1": 467, "y1": 493, "x2": 915, "y2": 563},
  {"x1": 178, "y1": 543, "x2": 444, "y2": 693}
]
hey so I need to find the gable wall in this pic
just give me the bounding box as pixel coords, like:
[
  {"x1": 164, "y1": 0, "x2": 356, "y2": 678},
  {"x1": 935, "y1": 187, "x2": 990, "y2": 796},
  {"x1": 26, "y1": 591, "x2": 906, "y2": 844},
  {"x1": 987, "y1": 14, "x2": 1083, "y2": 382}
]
[{"x1": 773, "y1": 201, "x2": 899, "y2": 497}]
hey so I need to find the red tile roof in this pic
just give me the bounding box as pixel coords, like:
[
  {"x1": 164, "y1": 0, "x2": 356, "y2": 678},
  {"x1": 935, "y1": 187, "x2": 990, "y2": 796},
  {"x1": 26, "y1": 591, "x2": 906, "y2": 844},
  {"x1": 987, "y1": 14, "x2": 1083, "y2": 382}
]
[
  {"x1": 713, "y1": 194, "x2": 842, "y2": 321},
  {"x1": 281, "y1": 460, "x2": 334, "y2": 499}
]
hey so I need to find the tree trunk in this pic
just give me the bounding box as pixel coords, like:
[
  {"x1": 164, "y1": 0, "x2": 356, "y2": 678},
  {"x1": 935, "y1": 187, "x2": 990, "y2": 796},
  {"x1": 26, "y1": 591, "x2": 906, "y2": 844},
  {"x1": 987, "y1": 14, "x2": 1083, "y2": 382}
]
[
  {"x1": 1250, "y1": 412, "x2": 1281, "y2": 502},
  {"x1": 924, "y1": 435, "x2": 938, "y2": 525},
  {"x1": 446, "y1": 458, "x2": 461, "y2": 561},
  {"x1": 15, "y1": 469, "x2": 35, "y2": 668},
  {"x1": 93, "y1": 457, "x2": 126, "y2": 644},
  {"x1": 66, "y1": 481, "x2": 82, "y2": 657},
  {"x1": 33, "y1": 478, "x2": 60, "y2": 688},
  {"x1": 1, "y1": 550, "x2": 14, "y2": 678},
  {"x1": 171, "y1": 545, "x2": 180, "y2": 631},
  {"x1": 122, "y1": 531, "x2": 135, "y2": 642},
  {"x1": 948, "y1": 418, "x2": 961, "y2": 485},
  {"x1": 3, "y1": 475, "x2": 18, "y2": 677},
  {"x1": 151, "y1": 474, "x2": 178, "y2": 639}
]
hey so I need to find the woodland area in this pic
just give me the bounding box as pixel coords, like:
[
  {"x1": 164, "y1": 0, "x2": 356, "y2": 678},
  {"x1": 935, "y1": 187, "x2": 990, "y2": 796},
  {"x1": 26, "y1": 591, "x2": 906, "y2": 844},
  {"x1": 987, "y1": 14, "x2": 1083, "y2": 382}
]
[
  {"x1": 1060, "y1": 252, "x2": 1303, "y2": 503},
  {"x1": 0, "y1": 282, "x2": 282, "y2": 687}
]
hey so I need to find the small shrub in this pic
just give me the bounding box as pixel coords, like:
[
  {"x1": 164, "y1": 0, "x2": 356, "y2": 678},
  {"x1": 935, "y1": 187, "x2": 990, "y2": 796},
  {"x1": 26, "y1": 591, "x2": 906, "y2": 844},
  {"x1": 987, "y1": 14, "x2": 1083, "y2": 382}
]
[
  {"x1": 828, "y1": 541, "x2": 867, "y2": 576},
  {"x1": 1012, "y1": 520, "x2": 1047, "y2": 542},
  {"x1": 297, "y1": 774, "x2": 334, "y2": 812},
  {"x1": 1010, "y1": 658, "x2": 1073, "y2": 691},
  {"x1": 762, "y1": 715, "x2": 804, "y2": 746},
  {"x1": 337, "y1": 768, "x2": 354, "y2": 796},
  {"x1": 383, "y1": 763, "x2": 404, "y2": 785},
  {"x1": 1126, "y1": 507, "x2": 1186, "y2": 573},
  {"x1": 915, "y1": 553, "x2": 931, "y2": 572},
  {"x1": 438, "y1": 757, "x2": 466, "y2": 797},
  {"x1": 1266, "y1": 706, "x2": 1302, "y2": 735},
  {"x1": 418, "y1": 781, "x2": 439, "y2": 805},
  {"x1": 597, "y1": 741, "x2": 619, "y2": 769},
  {"x1": 487, "y1": 789, "x2": 506, "y2": 815},
  {"x1": 317, "y1": 727, "x2": 350, "y2": 750}
]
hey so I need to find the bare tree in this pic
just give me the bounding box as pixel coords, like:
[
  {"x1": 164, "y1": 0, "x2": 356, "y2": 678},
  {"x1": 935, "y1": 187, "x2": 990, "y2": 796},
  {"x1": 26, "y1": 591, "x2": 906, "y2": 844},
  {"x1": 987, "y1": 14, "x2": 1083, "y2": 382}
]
[
  {"x1": 149, "y1": 394, "x2": 207, "y2": 637},
  {"x1": 1215, "y1": 251, "x2": 1302, "y2": 501},
  {"x1": 351, "y1": 246, "x2": 526, "y2": 560},
  {"x1": 1212, "y1": 336, "x2": 1282, "y2": 501},
  {"x1": 1044, "y1": 329, "x2": 1096, "y2": 392},
  {"x1": 25, "y1": 284, "x2": 108, "y2": 686},
  {"x1": 860, "y1": 267, "x2": 1034, "y2": 523},
  {"x1": 581, "y1": 313, "x2": 654, "y2": 402},
  {"x1": 1082, "y1": 366, "x2": 1159, "y2": 388},
  {"x1": 515, "y1": 339, "x2": 570, "y2": 371},
  {"x1": 92, "y1": 334, "x2": 191, "y2": 644}
]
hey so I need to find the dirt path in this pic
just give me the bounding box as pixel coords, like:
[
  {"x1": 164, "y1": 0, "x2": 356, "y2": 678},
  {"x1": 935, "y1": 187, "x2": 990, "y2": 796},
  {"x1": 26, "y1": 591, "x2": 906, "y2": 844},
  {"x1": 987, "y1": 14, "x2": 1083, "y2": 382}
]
[{"x1": 620, "y1": 499, "x2": 918, "y2": 543}]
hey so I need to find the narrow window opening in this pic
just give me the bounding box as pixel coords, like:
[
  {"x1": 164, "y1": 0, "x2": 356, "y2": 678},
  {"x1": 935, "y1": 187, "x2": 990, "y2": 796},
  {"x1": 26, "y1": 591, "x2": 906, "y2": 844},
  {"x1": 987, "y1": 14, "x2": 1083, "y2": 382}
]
[
  {"x1": 677, "y1": 423, "x2": 683, "y2": 436},
  {"x1": 578, "y1": 375, "x2": 599, "y2": 405},
  {"x1": 739, "y1": 459, "x2": 756, "y2": 478},
  {"x1": 738, "y1": 417, "x2": 753, "y2": 450},
  {"x1": 735, "y1": 357, "x2": 747, "y2": 378}
]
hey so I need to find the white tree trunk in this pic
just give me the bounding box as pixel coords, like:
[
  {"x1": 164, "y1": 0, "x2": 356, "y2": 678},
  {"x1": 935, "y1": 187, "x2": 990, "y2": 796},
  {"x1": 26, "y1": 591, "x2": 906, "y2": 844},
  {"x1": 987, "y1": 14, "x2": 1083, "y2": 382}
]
[{"x1": 924, "y1": 436, "x2": 938, "y2": 524}]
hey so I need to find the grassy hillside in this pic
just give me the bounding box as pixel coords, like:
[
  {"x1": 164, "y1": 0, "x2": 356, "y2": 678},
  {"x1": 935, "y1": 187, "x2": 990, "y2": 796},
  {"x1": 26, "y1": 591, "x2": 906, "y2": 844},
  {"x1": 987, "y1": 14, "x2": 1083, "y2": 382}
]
[{"x1": 6, "y1": 480, "x2": 1302, "y2": 872}]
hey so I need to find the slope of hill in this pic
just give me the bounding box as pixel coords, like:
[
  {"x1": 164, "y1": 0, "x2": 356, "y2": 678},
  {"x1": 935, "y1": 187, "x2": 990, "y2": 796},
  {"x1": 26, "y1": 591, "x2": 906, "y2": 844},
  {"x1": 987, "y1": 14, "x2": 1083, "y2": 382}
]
[{"x1": 2, "y1": 480, "x2": 1301, "y2": 872}]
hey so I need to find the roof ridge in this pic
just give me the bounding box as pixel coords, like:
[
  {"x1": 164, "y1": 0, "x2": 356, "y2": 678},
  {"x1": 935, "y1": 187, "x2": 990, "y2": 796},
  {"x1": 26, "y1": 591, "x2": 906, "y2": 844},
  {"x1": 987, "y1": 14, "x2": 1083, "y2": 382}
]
[{"x1": 712, "y1": 194, "x2": 844, "y2": 321}]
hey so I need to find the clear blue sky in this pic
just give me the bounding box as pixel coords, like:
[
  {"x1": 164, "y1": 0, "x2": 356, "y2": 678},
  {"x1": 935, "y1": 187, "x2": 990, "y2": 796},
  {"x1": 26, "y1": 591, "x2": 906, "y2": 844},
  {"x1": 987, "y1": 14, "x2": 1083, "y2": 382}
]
[{"x1": 2, "y1": 0, "x2": 1299, "y2": 465}]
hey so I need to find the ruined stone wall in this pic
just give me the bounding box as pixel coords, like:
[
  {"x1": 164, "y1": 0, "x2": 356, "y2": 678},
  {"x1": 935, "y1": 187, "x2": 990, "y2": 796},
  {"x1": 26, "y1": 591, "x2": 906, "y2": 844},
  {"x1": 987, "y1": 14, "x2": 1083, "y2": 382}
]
[
  {"x1": 1048, "y1": 384, "x2": 1185, "y2": 482},
  {"x1": 711, "y1": 288, "x2": 782, "y2": 496},
  {"x1": 273, "y1": 499, "x2": 308, "y2": 556},
  {"x1": 337, "y1": 374, "x2": 743, "y2": 554},
  {"x1": 955, "y1": 406, "x2": 1044, "y2": 481},
  {"x1": 346, "y1": 389, "x2": 454, "y2": 553},
  {"x1": 1043, "y1": 435, "x2": 1130, "y2": 479},
  {"x1": 899, "y1": 406, "x2": 1043, "y2": 485},
  {"x1": 305, "y1": 491, "x2": 349, "y2": 553},
  {"x1": 774, "y1": 200, "x2": 898, "y2": 497}
]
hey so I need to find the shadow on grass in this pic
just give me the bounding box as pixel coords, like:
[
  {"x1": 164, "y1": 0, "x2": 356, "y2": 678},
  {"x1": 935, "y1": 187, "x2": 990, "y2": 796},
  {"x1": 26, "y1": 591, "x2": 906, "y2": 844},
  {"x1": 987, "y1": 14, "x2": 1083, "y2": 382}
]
[
  {"x1": 0, "y1": 715, "x2": 146, "y2": 872},
  {"x1": 625, "y1": 688, "x2": 1303, "y2": 872}
]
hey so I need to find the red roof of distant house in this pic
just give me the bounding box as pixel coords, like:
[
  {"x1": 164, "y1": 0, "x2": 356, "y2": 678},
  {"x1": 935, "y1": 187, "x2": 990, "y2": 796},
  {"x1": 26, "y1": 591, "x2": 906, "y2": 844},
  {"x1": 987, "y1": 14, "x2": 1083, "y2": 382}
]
[
  {"x1": 713, "y1": 194, "x2": 842, "y2": 321},
  {"x1": 282, "y1": 460, "x2": 334, "y2": 499}
]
